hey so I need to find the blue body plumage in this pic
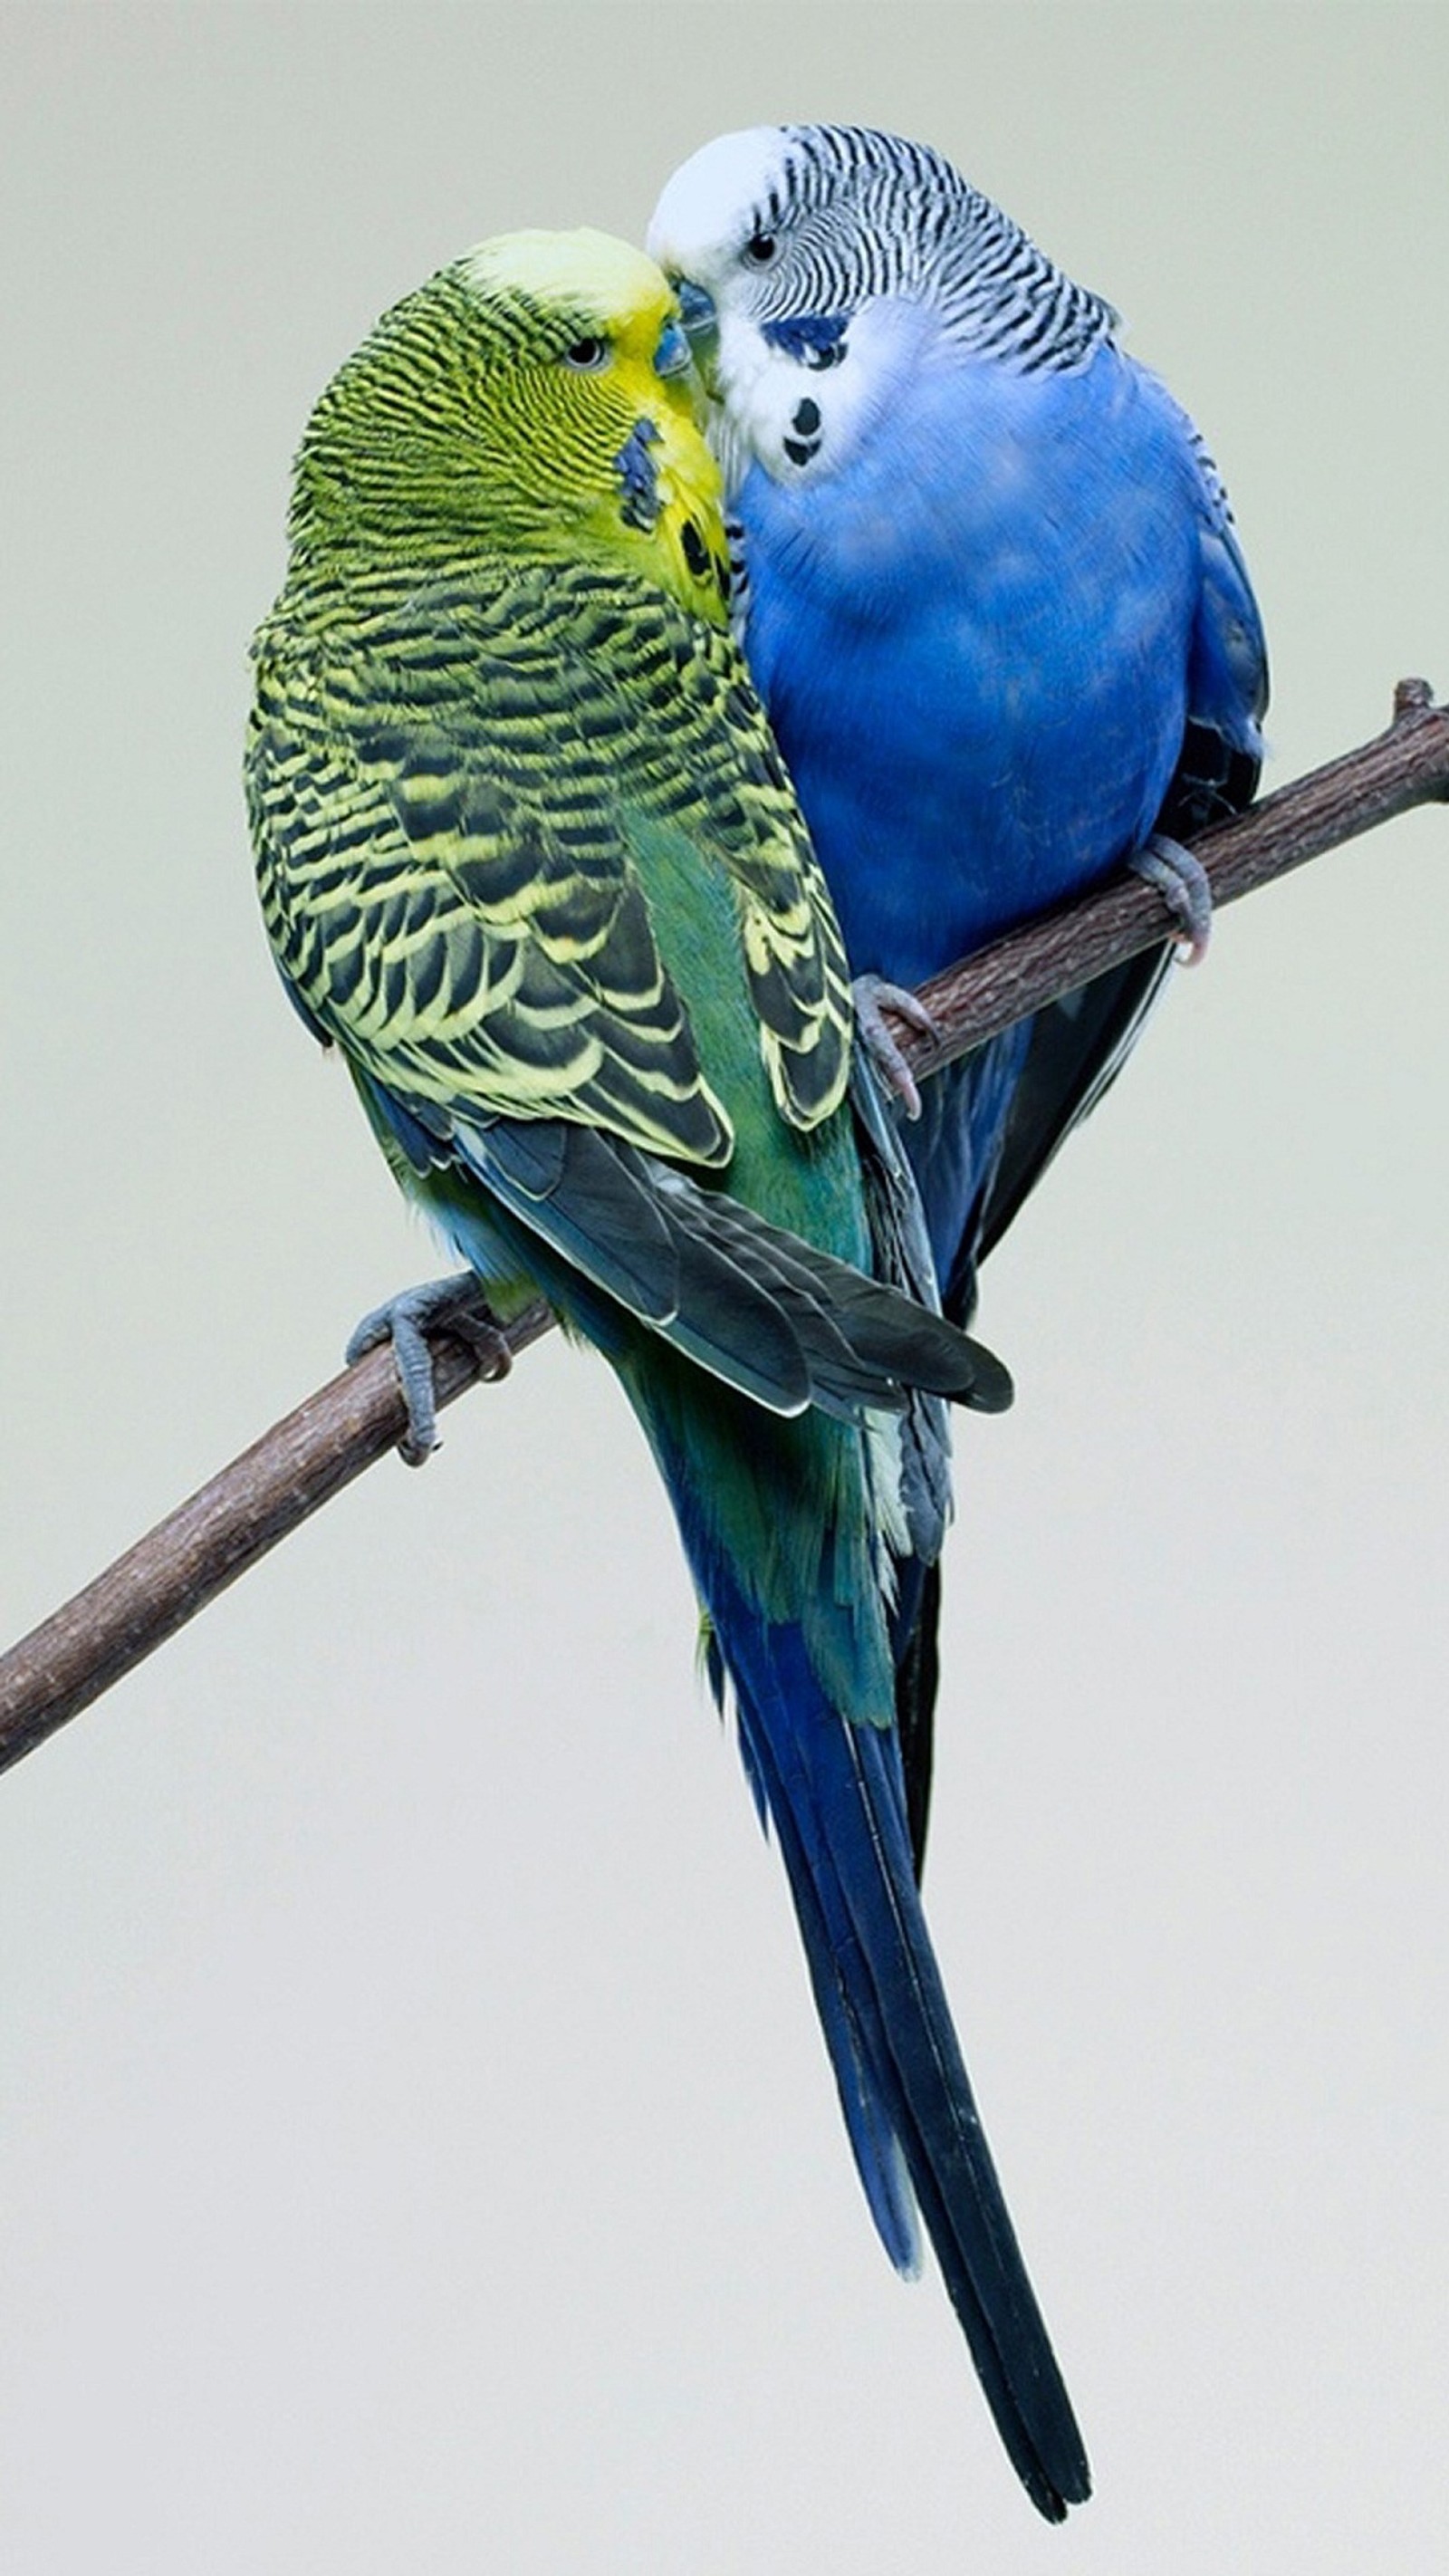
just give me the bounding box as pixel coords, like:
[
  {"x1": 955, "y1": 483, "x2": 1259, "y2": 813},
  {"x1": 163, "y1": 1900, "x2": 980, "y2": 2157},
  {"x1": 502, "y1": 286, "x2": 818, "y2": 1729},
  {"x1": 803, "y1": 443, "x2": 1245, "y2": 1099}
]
[{"x1": 744, "y1": 349, "x2": 1206, "y2": 972}]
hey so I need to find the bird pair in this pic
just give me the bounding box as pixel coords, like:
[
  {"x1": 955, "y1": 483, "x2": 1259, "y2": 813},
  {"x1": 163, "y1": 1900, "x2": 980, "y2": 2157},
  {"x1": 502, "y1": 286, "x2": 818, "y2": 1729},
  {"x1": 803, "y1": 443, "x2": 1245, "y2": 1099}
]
[{"x1": 248, "y1": 129, "x2": 1266, "y2": 2521}]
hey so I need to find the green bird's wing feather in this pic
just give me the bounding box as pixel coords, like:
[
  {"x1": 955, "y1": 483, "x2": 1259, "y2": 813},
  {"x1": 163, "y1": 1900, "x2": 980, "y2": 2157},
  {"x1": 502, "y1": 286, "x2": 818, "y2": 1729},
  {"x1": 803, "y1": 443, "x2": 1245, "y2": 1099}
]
[
  {"x1": 250, "y1": 559, "x2": 851, "y2": 1164},
  {"x1": 249, "y1": 557, "x2": 1004, "y2": 1423}
]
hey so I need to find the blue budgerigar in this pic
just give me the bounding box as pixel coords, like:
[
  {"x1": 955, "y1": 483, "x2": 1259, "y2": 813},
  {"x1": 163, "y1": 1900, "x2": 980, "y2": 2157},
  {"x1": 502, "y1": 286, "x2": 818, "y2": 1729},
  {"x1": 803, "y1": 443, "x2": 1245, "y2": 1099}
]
[
  {"x1": 648, "y1": 123, "x2": 1268, "y2": 1277},
  {"x1": 649, "y1": 123, "x2": 1268, "y2": 1857}
]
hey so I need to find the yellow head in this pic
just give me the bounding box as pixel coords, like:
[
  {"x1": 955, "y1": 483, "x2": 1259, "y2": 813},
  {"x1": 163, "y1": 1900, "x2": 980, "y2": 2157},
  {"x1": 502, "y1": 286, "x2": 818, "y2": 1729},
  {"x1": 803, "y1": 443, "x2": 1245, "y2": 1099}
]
[{"x1": 290, "y1": 227, "x2": 730, "y2": 621}]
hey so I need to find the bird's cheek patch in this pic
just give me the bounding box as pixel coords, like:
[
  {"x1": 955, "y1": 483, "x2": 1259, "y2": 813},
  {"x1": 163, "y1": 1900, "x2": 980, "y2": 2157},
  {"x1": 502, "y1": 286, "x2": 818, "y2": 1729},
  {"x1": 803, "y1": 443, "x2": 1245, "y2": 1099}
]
[
  {"x1": 614, "y1": 418, "x2": 662, "y2": 530},
  {"x1": 761, "y1": 312, "x2": 849, "y2": 370}
]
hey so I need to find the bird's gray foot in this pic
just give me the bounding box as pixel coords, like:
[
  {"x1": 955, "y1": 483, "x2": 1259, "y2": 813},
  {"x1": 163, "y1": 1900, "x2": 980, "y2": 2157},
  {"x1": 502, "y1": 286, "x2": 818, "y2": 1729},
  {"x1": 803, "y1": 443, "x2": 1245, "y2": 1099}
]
[
  {"x1": 346, "y1": 1272, "x2": 512, "y2": 1466},
  {"x1": 1128, "y1": 833, "x2": 1213, "y2": 965},
  {"x1": 852, "y1": 974, "x2": 940, "y2": 1121}
]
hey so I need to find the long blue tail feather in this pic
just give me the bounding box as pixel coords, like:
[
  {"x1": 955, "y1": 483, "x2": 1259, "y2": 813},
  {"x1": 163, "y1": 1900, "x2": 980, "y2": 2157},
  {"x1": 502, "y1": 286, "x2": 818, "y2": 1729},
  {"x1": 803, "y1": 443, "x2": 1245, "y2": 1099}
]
[
  {"x1": 729, "y1": 1664, "x2": 921, "y2": 2276},
  {"x1": 674, "y1": 1482, "x2": 1090, "y2": 2520}
]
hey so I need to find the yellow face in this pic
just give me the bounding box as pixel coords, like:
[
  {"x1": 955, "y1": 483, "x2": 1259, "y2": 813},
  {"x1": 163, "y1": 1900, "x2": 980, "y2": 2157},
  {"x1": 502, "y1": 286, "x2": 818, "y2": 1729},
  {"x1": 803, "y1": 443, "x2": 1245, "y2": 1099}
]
[{"x1": 462, "y1": 230, "x2": 732, "y2": 623}]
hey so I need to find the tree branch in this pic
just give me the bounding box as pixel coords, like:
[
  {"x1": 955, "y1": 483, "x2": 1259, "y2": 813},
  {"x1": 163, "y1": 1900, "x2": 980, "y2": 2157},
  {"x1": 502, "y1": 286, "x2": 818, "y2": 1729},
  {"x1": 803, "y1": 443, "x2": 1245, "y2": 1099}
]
[{"x1": 3, "y1": 683, "x2": 1445, "y2": 1777}]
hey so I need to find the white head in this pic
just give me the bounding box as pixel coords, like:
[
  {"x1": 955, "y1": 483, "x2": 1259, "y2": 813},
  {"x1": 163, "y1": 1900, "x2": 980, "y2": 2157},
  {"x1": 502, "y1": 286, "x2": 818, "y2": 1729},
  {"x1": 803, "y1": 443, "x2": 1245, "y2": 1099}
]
[
  {"x1": 648, "y1": 127, "x2": 926, "y2": 492},
  {"x1": 648, "y1": 125, "x2": 1111, "y2": 492}
]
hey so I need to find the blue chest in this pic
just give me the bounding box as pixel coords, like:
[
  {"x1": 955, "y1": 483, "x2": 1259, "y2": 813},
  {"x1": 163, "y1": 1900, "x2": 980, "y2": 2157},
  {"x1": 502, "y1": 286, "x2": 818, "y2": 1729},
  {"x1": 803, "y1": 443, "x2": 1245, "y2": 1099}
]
[{"x1": 739, "y1": 345, "x2": 1205, "y2": 985}]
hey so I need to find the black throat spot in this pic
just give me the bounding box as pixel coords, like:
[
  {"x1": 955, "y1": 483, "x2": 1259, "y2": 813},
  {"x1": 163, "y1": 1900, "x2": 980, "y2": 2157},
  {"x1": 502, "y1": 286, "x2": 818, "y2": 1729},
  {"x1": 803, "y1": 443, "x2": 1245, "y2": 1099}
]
[{"x1": 783, "y1": 397, "x2": 823, "y2": 469}]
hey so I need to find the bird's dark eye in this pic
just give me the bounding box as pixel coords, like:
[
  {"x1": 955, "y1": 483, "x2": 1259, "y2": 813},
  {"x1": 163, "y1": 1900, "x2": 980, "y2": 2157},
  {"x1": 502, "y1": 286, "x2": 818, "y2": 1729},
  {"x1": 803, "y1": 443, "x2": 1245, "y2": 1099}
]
[
  {"x1": 743, "y1": 231, "x2": 778, "y2": 268},
  {"x1": 561, "y1": 337, "x2": 609, "y2": 372}
]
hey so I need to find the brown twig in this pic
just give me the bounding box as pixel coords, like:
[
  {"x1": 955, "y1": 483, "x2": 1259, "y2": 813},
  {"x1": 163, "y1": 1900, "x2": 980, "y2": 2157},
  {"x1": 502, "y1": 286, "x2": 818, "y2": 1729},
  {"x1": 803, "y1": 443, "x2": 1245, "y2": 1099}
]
[
  {"x1": 0, "y1": 1302, "x2": 552, "y2": 1776},
  {"x1": 2, "y1": 685, "x2": 1445, "y2": 1777}
]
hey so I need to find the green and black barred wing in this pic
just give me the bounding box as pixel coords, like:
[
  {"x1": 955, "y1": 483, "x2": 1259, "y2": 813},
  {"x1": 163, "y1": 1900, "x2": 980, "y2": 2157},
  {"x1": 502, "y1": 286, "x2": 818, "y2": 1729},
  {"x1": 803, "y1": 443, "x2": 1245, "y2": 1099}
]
[
  {"x1": 249, "y1": 559, "x2": 851, "y2": 1159},
  {"x1": 249, "y1": 558, "x2": 1003, "y2": 1422}
]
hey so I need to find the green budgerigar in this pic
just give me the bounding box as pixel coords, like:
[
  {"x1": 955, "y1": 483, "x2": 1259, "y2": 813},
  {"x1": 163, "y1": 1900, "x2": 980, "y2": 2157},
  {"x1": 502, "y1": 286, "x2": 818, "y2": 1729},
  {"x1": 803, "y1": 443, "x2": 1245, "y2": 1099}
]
[{"x1": 246, "y1": 230, "x2": 1088, "y2": 2517}]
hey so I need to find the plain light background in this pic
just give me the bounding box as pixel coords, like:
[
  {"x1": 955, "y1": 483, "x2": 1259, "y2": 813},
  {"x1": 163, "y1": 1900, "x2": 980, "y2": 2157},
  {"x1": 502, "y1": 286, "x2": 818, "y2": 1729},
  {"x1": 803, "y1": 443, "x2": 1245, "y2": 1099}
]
[{"x1": 1, "y1": 5, "x2": 1444, "y2": 2569}]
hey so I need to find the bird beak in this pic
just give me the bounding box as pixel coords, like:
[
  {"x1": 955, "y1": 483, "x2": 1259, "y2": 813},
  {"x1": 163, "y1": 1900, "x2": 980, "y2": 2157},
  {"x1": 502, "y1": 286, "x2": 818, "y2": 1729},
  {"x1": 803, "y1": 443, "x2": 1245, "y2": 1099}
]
[
  {"x1": 675, "y1": 278, "x2": 718, "y2": 340},
  {"x1": 672, "y1": 277, "x2": 719, "y2": 389}
]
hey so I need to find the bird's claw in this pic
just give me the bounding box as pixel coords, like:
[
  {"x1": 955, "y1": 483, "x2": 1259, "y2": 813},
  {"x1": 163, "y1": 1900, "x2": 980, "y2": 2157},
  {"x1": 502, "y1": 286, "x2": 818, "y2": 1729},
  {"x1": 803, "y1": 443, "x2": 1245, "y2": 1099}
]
[
  {"x1": 852, "y1": 974, "x2": 940, "y2": 1121},
  {"x1": 346, "y1": 1271, "x2": 512, "y2": 1466},
  {"x1": 1128, "y1": 833, "x2": 1213, "y2": 965}
]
